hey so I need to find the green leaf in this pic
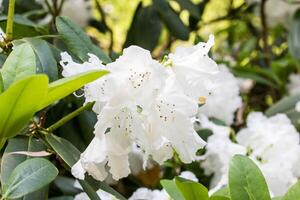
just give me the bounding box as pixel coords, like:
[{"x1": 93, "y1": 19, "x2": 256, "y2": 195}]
[
  {"x1": 2, "y1": 158, "x2": 58, "y2": 199},
  {"x1": 0, "y1": 75, "x2": 48, "y2": 138},
  {"x1": 45, "y1": 133, "x2": 80, "y2": 167},
  {"x1": 49, "y1": 196, "x2": 74, "y2": 200},
  {"x1": 124, "y1": 4, "x2": 162, "y2": 51},
  {"x1": 209, "y1": 197, "x2": 230, "y2": 200},
  {"x1": 56, "y1": 16, "x2": 111, "y2": 63},
  {"x1": 38, "y1": 70, "x2": 108, "y2": 110},
  {"x1": 0, "y1": 15, "x2": 46, "y2": 39},
  {"x1": 282, "y1": 180, "x2": 300, "y2": 200},
  {"x1": 174, "y1": 0, "x2": 200, "y2": 19},
  {"x1": 229, "y1": 155, "x2": 271, "y2": 200},
  {"x1": 153, "y1": 0, "x2": 189, "y2": 40},
  {"x1": 211, "y1": 187, "x2": 230, "y2": 198},
  {"x1": 175, "y1": 177, "x2": 209, "y2": 200},
  {"x1": 23, "y1": 38, "x2": 58, "y2": 82},
  {"x1": 161, "y1": 179, "x2": 185, "y2": 200},
  {"x1": 288, "y1": 9, "x2": 300, "y2": 60},
  {"x1": 78, "y1": 180, "x2": 101, "y2": 200},
  {"x1": 1, "y1": 43, "x2": 36, "y2": 89},
  {"x1": 265, "y1": 94, "x2": 300, "y2": 116},
  {"x1": 53, "y1": 176, "x2": 81, "y2": 195},
  {"x1": 1, "y1": 137, "x2": 49, "y2": 200},
  {"x1": 0, "y1": 71, "x2": 3, "y2": 94}
]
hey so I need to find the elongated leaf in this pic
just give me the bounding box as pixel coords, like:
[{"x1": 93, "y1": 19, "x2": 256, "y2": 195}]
[
  {"x1": 78, "y1": 180, "x2": 101, "y2": 200},
  {"x1": 282, "y1": 180, "x2": 300, "y2": 200},
  {"x1": 45, "y1": 134, "x2": 80, "y2": 167},
  {"x1": 0, "y1": 75, "x2": 48, "y2": 138},
  {"x1": 1, "y1": 43, "x2": 36, "y2": 89},
  {"x1": 24, "y1": 38, "x2": 58, "y2": 81},
  {"x1": 49, "y1": 196, "x2": 74, "y2": 200},
  {"x1": 209, "y1": 197, "x2": 230, "y2": 200},
  {"x1": 265, "y1": 94, "x2": 300, "y2": 116},
  {"x1": 229, "y1": 155, "x2": 271, "y2": 200},
  {"x1": 174, "y1": 0, "x2": 200, "y2": 19},
  {"x1": 38, "y1": 70, "x2": 108, "y2": 110},
  {"x1": 153, "y1": 0, "x2": 189, "y2": 40},
  {"x1": 161, "y1": 179, "x2": 185, "y2": 200},
  {"x1": 211, "y1": 187, "x2": 230, "y2": 198},
  {"x1": 0, "y1": 71, "x2": 3, "y2": 94},
  {"x1": 54, "y1": 176, "x2": 81, "y2": 195},
  {"x1": 1, "y1": 137, "x2": 49, "y2": 200},
  {"x1": 288, "y1": 9, "x2": 300, "y2": 60},
  {"x1": 56, "y1": 16, "x2": 111, "y2": 63},
  {"x1": 124, "y1": 4, "x2": 162, "y2": 51},
  {"x1": 175, "y1": 177, "x2": 209, "y2": 200},
  {"x1": 2, "y1": 158, "x2": 58, "y2": 199}
]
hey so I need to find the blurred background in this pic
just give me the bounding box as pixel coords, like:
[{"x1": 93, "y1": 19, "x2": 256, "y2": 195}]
[{"x1": 2, "y1": 0, "x2": 300, "y2": 197}]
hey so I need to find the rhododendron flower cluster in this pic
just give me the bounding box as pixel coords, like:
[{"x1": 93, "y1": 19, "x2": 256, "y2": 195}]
[
  {"x1": 60, "y1": 35, "x2": 242, "y2": 182},
  {"x1": 200, "y1": 112, "x2": 300, "y2": 196}
]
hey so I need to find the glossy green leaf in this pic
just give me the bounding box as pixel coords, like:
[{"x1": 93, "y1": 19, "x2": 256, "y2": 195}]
[
  {"x1": 174, "y1": 0, "x2": 200, "y2": 19},
  {"x1": 38, "y1": 70, "x2": 109, "y2": 110},
  {"x1": 0, "y1": 75, "x2": 48, "y2": 138},
  {"x1": 24, "y1": 38, "x2": 58, "y2": 81},
  {"x1": 2, "y1": 158, "x2": 58, "y2": 199},
  {"x1": 78, "y1": 180, "x2": 101, "y2": 200},
  {"x1": 56, "y1": 16, "x2": 111, "y2": 63},
  {"x1": 265, "y1": 94, "x2": 300, "y2": 116},
  {"x1": 153, "y1": 0, "x2": 189, "y2": 40},
  {"x1": 1, "y1": 43, "x2": 36, "y2": 89},
  {"x1": 229, "y1": 155, "x2": 271, "y2": 200},
  {"x1": 161, "y1": 179, "x2": 185, "y2": 200},
  {"x1": 288, "y1": 9, "x2": 300, "y2": 60},
  {"x1": 175, "y1": 177, "x2": 209, "y2": 200},
  {"x1": 124, "y1": 4, "x2": 162, "y2": 51},
  {"x1": 54, "y1": 176, "x2": 81, "y2": 195},
  {"x1": 49, "y1": 196, "x2": 74, "y2": 200},
  {"x1": 282, "y1": 180, "x2": 300, "y2": 200}
]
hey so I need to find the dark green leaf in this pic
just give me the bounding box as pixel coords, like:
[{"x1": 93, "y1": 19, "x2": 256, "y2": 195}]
[
  {"x1": 2, "y1": 158, "x2": 58, "y2": 199},
  {"x1": 282, "y1": 180, "x2": 300, "y2": 200},
  {"x1": 0, "y1": 15, "x2": 46, "y2": 39},
  {"x1": 78, "y1": 180, "x2": 101, "y2": 200},
  {"x1": 229, "y1": 155, "x2": 271, "y2": 200},
  {"x1": 1, "y1": 137, "x2": 49, "y2": 200},
  {"x1": 265, "y1": 94, "x2": 300, "y2": 116},
  {"x1": 1, "y1": 43, "x2": 36, "y2": 89},
  {"x1": 0, "y1": 71, "x2": 3, "y2": 94},
  {"x1": 49, "y1": 196, "x2": 74, "y2": 200},
  {"x1": 23, "y1": 38, "x2": 58, "y2": 81},
  {"x1": 161, "y1": 179, "x2": 185, "y2": 200},
  {"x1": 45, "y1": 133, "x2": 80, "y2": 167},
  {"x1": 174, "y1": 0, "x2": 200, "y2": 19},
  {"x1": 0, "y1": 75, "x2": 48, "y2": 138},
  {"x1": 153, "y1": 0, "x2": 189, "y2": 40},
  {"x1": 38, "y1": 70, "x2": 109, "y2": 110},
  {"x1": 53, "y1": 176, "x2": 81, "y2": 195},
  {"x1": 175, "y1": 177, "x2": 209, "y2": 200},
  {"x1": 288, "y1": 9, "x2": 300, "y2": 60},
  {"x1": 56, "y1": 16, "x2": 111, "y2": 63},
  {"x1": 124, "y1": 4, "x2": 162, "y2": 51}
]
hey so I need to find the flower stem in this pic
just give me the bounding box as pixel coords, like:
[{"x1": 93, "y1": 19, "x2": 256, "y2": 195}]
[
  {"x1": 47, "y1": 102, "x2": 95, "y2": 132},
  {"x1": 6, "y1": 0, "x2": 16, "y2": 41}
]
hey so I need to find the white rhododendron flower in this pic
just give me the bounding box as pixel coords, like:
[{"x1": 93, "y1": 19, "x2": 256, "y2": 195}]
[
  {"x1": 169, "y1": 35, "x2": 219, "y2": 103},
  {"x1": 129, "y1": 171, "x2": 197, "y2": 200},
  {"x1": 200, "y1": 112, "x2": 300, "y2": 196},
  {"x1": 197, "y1": 65, "x2": 242, "y2": 125},
  {"x1": 61, "y1": 43, "x2": 214, "y2": 181},
  {"x1": 237, "y1": 112, "x2": 300, "y2": 196},
  {"x1": 287, "y1": 73, "x2": 300, "y2": 95},
  {"x1": 198, "y1": 115, "x2": 246, "y2": 193}
]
